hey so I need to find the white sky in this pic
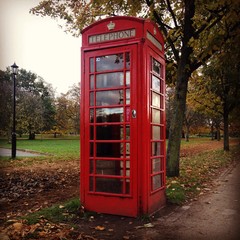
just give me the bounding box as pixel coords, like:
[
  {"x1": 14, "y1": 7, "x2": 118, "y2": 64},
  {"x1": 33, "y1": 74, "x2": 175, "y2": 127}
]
[{"x1": 0, "y1": 0, "x2": 81, "y2": 95}]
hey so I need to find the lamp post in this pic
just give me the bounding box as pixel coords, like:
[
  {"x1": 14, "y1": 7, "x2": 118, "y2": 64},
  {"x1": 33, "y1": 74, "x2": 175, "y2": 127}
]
[{"x1": 11, "y1": 62, "x2": 19, "y2": 159}]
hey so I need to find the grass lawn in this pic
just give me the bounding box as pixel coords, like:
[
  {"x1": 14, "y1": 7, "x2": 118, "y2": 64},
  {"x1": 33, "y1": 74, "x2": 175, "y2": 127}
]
[
  {"x1": 166, "y1": 144, "x2": 240, "y2": 204},
  {"x1": 0, "y1": 136, "x2": 80, "y2": 159}
]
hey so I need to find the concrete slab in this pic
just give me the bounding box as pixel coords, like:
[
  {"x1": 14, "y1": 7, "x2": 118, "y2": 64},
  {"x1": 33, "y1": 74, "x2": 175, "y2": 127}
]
[{"x1": 0, "y1": 148, "x2": 42, "y2": 157}]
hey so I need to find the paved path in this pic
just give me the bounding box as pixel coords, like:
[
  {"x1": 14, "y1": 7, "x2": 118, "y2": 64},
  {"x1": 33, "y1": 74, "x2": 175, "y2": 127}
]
[
  {"x1": 136, "y1": 161, "x2": 240, "y2": 240},
  {"x1": 0, "y1": 148, "x2": 42, "y2": 157}
]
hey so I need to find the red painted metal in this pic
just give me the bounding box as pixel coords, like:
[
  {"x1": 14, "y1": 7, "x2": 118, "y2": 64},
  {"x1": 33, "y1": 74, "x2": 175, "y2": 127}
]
[{"x1": 81, "y1": 16, "x2": 165, "y2": 217}]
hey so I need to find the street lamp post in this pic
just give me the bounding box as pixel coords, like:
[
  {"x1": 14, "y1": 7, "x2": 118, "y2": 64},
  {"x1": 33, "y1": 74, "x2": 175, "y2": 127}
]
[{"x1": 11, "y1": 62, "x2": 19, "y2": 159}]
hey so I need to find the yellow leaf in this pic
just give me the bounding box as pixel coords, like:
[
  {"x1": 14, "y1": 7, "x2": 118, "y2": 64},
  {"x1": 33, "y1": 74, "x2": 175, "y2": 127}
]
[
  {"x1": 95, "y1": 225, "x2": 105, "y2": 231},
  {"x1": 13, "y1": 222, "x2": 23, "y2": 232}
]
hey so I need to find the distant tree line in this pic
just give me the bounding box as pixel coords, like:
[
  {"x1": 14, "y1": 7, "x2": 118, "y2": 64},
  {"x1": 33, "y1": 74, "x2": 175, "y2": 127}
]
[{"x1": 0, "y1": 68, "x2": 80, "y2": 140}]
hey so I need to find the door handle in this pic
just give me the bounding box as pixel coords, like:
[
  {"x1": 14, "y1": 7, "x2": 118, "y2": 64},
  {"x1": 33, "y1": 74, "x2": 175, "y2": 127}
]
[{"x1": 132, "y1": 109, "x2": 137, "y2": 118}]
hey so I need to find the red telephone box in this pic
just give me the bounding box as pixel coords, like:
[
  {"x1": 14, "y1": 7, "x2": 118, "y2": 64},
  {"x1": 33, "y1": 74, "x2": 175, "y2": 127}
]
[{"x1": 80, "y1": 16, "x2": 166, "y2": 217}]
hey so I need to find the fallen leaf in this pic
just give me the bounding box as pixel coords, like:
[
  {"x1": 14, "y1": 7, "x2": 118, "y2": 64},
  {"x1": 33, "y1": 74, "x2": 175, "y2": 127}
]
[
  {"x1": 13, "y1": 222, "x2": 23, "y2": 232},
  {"x1": 0, "y1": 233, "x2": 10, "y2": 240},
  {"x1": 144, "y1": 223, "x2": 154, "y2": 228},
  {"x1": 95, "y1": 225, "x2": 105, "y2": 231}
]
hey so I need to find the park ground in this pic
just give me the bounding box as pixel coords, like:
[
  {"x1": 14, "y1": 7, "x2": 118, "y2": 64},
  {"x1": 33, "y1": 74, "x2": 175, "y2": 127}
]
[{"x1": 0, "y1": 137, "x2": 239, "y2": 239}]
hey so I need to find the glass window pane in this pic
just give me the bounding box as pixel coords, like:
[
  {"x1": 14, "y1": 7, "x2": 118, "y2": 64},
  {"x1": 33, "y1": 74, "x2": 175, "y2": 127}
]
[
  {"x1": 90, "y1": 92, "x2": 94, "y2": 106},
  {"x1": 126, "y1": 143, "x2": 130, "y2": 155},
  {"x1": 152, "y1": 109, "x2": 160, "y2": 123},
  {"x1": 152, "y1": 75, "x2": 160, "y2": 92},
  {"x1": 126, "y1": 89, "x2": 130, "y2": 104},
  {"x1": 160, "y1": 80, "x2": 164, "y2": 93},
  {"x1": 90, "y1": 160, "x2": 94, "y2": 174},
  {"x1": 120, "y1": 127, "x2": 124, "y2": 139},
  {"x1": 152, "y1": 126, "x2": 160, "y2": 140},
  {"x1": 152, "y1": 58, "x2": 161, "y2": 75},
  {"x1": 152, "y1": 174, "x2": 161, "y2": 191},
  {"x1": 126, "y1": 125, "x2": 130, "y2": 140},
  {"x1": 96, "y1": 72, "x2": 124, "y2": 88},
  {"x1": 152, "y1": 92, "x2": 160, "y2": 108},
  {"x1": 90, "y1": 58, "x2": 94, "y2": 73},
  {"x1": 89, "y1": 177, "x2": 94, "y2": 191},
  {"x1": 125, "y1": 52, "x2": 130, "y2": 69},
  {"x1": 96, "y1": 177, "x2": 123, "y2": 194},
  {"x1": 96, "y1": 90, "x2": 123, "y2": 106},
  {"x1": 90, "y1": 126, "x2": 94, "y2": 140},
  {"x1": 90, "y1": 143, "x2": 94, "y2": 157},
  {"x1": 152, "y1": 142, "x2": 161, "y2": 156},
  {"x1": 126, "y1": 161, "x2": 130, "y2": 177},
  {"x1": 90, "y1": 109, "x2": 94, "y2": 123},
  {"x1": 152, "y1": 158, "x2": 161, "y2": 173},
  {"x1": 96, "y1": 160, "x2": 123, "y2": 176},
  {"x1": 96, "y1": 54, "x2": 124, "y2": 72},
  {"x1": 96, "y1": 108, "x2": 123, "y2": 123},
  {"x1": 120, "y1": 143, "x2": 130, "y2": 156},
  {"x1": 96, "y1": 142, "x2": 121, "y2": 157},
  {"x1": 126, "y1": 71, "x2": 130, "y2": 86},
  {"x1": 126, "y1": 179, "x2": 130, "y2": 194},
  {"x1": 90, "y1": 75, "x2": 94, "y2": 89},
  {"x1": 96, "y1": 125, "x2": 122, "y2": 140}
]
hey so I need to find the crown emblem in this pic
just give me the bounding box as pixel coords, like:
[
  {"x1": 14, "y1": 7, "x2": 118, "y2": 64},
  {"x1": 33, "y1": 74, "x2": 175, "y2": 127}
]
[{"x1": 107, "y1": 21, "x2": 115, "y2": 30}]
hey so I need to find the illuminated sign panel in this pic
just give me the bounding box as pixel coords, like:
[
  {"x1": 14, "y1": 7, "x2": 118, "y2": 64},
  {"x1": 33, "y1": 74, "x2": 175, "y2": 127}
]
[
  {"x1": 147, "y1": 32, "x2": 162, "y2": 51},
  {"x1": 89, "y1": 29, "x2": 136, "y2": 44}
]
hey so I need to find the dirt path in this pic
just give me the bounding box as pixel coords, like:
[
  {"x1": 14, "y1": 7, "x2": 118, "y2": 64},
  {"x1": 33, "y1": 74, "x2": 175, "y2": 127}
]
[{"x1": 134, "y1": 160, "x2": 240, "y2": 240}]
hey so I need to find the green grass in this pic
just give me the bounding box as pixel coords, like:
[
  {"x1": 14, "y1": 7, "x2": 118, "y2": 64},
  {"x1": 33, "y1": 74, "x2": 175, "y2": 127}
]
[
  {"x1": 166, "y1": 145, "x2": 240, "y2": 204},
  {"x1": 0, "y1": 138, "x2": 80, "y2": 158},
  {"x1": 23, "y1": 198, "x2": 81, "y2": 225}
]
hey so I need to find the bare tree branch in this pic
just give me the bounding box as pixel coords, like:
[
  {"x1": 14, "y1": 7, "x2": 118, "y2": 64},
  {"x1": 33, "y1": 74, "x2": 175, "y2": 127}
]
[
  {"x1": 145, "y1": 0, "x2": 180, "y2": 62},
  {"x1": 166, "y1": 0, "x2": 179, "y2": 28}
]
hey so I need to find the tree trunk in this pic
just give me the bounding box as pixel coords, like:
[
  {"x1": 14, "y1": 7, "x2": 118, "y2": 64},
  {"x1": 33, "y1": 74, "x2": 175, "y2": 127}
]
[
  {"x1": 185, "y1": 126, "x2": 190, "y2": 142},
  {"x1": 29, "y1": 132, "x2": 35, "y2": 140},
  {"x1": 166, "y1": 72, "x2": 189, "y2": 177},
  {"x1": 166, "y1": 0, "x2": 195, "y2": 177},
  {"x1": 215, "y1": 123, "x2": 221, "y2": 141},
  {"x1": 223, "y1": 100, "x2": 230, "y2": 151},
  {"x1": 211, "y1": 123, "x2": 214, "y2": 140}
]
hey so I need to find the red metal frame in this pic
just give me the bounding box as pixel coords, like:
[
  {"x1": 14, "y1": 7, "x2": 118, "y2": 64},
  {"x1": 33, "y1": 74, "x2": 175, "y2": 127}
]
[{"x1": 81, "y1": 16, "x2": 165, "y2": 217}]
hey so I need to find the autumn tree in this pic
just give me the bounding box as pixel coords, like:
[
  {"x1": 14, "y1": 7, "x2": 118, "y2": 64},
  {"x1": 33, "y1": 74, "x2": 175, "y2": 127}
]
[
  {"x1": 16, "y1": 69, "x2": 56, "y2": 139},
  {"x1": 183, "y1": 104, "x2": 207, "y2": 141},
  {"x1": 67, "y1": 83, "x2": 80, "y2": 134},
  {"x1": 31, "y1": 0, "x2": 240, "y2": 176},
  {"x1": 54, "y1": 83, "x2": 80, "y2": 135},
  {"x1": 0, "y1": 70, "x2": 12, "y2": 138},
  {"x1": 201, "y1": 37, "x2": 240, "y2": 150},
  {"x1": 0, "y1": 68, "x2": 56, "y2": 140},
  {"x1": 17, "y1": 91, "x2": 43, "y2": 139},
  {"x1": 54, "y1": 93, "x2": 69, "y2": 134}
]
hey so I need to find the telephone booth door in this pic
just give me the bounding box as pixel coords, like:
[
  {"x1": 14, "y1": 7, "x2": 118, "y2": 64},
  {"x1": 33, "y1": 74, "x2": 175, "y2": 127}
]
[{"x1": 81, "y1": 45, "x2": 139, "y2": 216}]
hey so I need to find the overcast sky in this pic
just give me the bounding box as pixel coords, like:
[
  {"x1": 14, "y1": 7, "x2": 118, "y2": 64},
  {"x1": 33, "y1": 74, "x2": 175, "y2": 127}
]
[{"x1": 0, "y1": 0, "x2": 81, "y2": 95}]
